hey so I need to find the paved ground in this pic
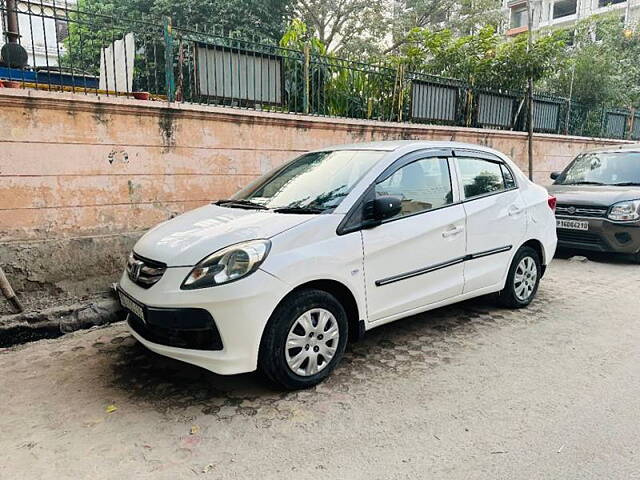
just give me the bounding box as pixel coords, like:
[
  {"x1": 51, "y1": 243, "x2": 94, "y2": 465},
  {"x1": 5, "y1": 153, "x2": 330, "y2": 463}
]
[{"x1": 1, "y1": 255, "x2": 639, "y2": 480}]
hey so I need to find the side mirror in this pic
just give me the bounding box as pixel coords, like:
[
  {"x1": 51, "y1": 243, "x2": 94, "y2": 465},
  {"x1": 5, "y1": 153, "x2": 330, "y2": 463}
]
[
  {"x1": 364, "y1": 196, "x2": 402, "y2": 225},
  {"x1": 550, "y1": 171, "x2": 561, "y2": 180}
]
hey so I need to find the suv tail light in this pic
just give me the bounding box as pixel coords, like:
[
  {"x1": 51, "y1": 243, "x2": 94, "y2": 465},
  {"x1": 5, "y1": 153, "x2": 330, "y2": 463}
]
[{"x1": 548, "y1": 195, "x2": 557, "y2": 212}]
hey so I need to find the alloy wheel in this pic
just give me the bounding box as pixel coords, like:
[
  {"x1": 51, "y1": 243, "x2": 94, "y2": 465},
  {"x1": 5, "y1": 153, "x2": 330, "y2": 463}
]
[
  {"x1": 284, "y1": 308, "x2": 340, "y2": 377},
  {"x1": 514, "y1": 256, "x2": 537, "y2": 301}
]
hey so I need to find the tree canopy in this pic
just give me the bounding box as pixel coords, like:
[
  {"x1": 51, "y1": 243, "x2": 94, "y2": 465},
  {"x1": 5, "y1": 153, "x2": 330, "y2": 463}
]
[
  {"x1": 68, "y1": 0, "x2": 291, "y2": 41},
  {"x1": 386, "y1": 0, "x2": 504, "y2": 53},
  {"x1": 292, "y1": 0, "x2": 389, "y2": 55},
  {"x1": 543, "y1": 14, "x2": 640, "y2": 110},
  {"x1": 395, "y1": 25, "x2": 567, "y2": 91},
  {"x1": 290, "y1": 0, "x2": 505, "y2": 56}
]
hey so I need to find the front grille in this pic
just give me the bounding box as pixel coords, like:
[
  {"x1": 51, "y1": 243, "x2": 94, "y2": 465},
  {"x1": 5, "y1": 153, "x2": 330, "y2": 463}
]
[
  {"x1": 127, "y1": 253, "x2": 166, "y2": 289},
  {"x1": 557, "y1": 229, "x2": 606, "y2": 247},
  {"x1": 556, "y1": 204, "x2": 608, "y2": 218}
]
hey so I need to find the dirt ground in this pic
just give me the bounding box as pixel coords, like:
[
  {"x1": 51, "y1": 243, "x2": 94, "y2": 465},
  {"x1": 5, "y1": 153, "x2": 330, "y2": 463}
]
[{"x1": 1, "y1": 256, "x2": 639, "y2": 480}]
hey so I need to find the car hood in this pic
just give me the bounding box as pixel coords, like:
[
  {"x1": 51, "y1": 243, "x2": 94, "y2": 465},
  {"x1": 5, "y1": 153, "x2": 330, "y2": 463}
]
[
  {"x1": 133, "y1": 204, "x2": 314, "y2": 266},
  {"x1": 547, "y1": 184, "x2": 640, "y2": 208}
]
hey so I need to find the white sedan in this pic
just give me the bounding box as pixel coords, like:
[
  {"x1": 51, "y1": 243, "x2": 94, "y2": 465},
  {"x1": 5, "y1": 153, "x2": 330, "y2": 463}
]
[{"x1": 118, "y1": 141, "x2": 557, "y2": 389}]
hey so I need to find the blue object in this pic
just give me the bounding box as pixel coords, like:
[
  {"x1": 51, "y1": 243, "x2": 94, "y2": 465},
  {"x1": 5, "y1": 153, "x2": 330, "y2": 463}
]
[{"x1": 0, "y1": 66, "x2": 99, "y2": 88}]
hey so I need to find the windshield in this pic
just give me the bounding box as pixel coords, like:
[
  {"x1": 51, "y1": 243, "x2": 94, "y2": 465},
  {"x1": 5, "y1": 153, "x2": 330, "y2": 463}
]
[
  {"x1": 230, "y1": 150, "x2": 385, "y2": 211},
  {"x1": 555, "y1": 152, "x2": 640, "y2": 186}
]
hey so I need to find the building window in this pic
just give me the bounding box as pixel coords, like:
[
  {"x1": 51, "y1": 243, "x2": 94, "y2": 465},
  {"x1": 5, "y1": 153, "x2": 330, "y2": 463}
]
[
  {"x1": 553, "y1": 0, "x2": 577, "y2": 18},
  {"x1": 55, "y1": 18, "x2": 69, "y2": 44},
  {"x1": 510, "y1": 5, "x2": 528, "y2": 28},
  {"x1": 598, "y1": 0, "x2": 626, "y2": 7}
]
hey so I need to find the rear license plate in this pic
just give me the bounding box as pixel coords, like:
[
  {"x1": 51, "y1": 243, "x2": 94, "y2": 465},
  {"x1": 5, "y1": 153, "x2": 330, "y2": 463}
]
[
  {"x1": 118, "y1": 290, "x2": 145, "y2": 321},
  {"x1": 557, "y1": 218, "x2": 589, "y2": 231}
]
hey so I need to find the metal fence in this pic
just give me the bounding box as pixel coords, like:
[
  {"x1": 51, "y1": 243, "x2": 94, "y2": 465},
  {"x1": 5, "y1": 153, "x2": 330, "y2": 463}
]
[{"x1": 1, "y1": 1, "x2": 638, "y2": 141}]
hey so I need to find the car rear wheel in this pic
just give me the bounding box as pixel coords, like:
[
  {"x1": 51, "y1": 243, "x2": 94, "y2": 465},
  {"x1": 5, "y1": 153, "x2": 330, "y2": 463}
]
[
  {"x1": 497, "y1": 246, "x2": 541, "y2": 308},
  {"x1": 259, "y1": 289, "x2": 348, "y2": 390}
]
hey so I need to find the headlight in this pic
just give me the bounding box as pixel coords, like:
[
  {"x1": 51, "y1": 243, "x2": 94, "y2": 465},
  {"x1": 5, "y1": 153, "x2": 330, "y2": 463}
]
[
  {"x1": 608, "y1": 200, "x2": 640, "y2": 222},
  {"x1": 181, "y1": 240, "x2": 271, "y2": 289}
]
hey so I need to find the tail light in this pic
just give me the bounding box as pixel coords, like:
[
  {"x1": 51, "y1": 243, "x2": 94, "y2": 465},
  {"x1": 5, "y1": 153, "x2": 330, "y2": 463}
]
[{"x1": 547, "y1": 195, "x2": 557, "y2": 212}]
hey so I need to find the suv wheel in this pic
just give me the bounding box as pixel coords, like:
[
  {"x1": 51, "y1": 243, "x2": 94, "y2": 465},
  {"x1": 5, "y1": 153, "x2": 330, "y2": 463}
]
[
  {"x1": 259, "y1": 289, "x2": 348, "y2": 390},
  {"x1": 497, "y1": 246, "x2": 541, "y2": 308}
]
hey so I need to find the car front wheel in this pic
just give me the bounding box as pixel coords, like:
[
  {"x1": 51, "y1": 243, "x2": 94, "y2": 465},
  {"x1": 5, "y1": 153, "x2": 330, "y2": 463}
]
[
  {"x1": 497, "y1": 245, "x2": 541, "y2": 308},
  {"x1": 259, "y1": 289, "x2": 348, "y2": 390}
]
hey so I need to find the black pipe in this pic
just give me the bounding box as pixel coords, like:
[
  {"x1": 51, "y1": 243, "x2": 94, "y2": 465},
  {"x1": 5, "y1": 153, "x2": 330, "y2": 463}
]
[
  {"x1": 1, "y1": 0, "x2": 29, "y2": 68},
  {"x1": 5, "y1": 0, "x2": 20, "y2": 43}
]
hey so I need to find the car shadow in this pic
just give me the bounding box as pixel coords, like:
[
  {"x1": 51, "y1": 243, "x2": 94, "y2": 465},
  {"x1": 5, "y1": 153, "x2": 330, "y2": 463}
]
[
  {"x1": 105, "y1": 293, "x2": 541, "y2": 417},
  {"x1": 554, "y1": 247, "x2": 638, "y2": 265}
]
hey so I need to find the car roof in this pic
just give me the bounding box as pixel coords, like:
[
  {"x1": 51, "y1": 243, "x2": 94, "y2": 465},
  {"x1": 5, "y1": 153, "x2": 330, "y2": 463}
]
[
  {"x1": 315, "y1": 140, "x2": 505, "y2": 155},
  {"x1": 582, "y1": 143, "x2": 640, "y2": 154}
]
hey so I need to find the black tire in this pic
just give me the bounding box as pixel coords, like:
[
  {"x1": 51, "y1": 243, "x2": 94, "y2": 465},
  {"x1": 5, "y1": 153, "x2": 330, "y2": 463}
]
[
  {"x1": 258, "y1": 289, "x2": 348, "y2": 390},
  {"x1": 496, "y1": 245, "x2": 542, "y2": 309}
]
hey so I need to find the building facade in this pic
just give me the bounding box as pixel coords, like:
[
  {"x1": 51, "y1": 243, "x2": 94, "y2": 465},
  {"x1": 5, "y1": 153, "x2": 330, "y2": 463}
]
[{"x1": 504, "y1": 0, "x2": 640, "y2": 36}]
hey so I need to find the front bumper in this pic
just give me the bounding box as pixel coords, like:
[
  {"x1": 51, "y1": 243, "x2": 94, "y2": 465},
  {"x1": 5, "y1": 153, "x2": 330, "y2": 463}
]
[
  {"x1": 125, "y1": 304, "x2": 223, "y2": 351},
  {"x1": 118, "y1": 266, "x2": 289, "y2": 375},
  {"x1": 556, "y1": 216, "x2": 640, "y2": 254}
]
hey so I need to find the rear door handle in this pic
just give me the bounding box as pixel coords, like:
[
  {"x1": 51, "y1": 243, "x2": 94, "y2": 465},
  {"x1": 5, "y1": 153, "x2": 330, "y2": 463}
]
[
  {"x1": 442, "y1": 225, "x2": 464, "y2": 238},
  {"x1": 508, "y1": 205, "x2": 524, "y2": 217}
]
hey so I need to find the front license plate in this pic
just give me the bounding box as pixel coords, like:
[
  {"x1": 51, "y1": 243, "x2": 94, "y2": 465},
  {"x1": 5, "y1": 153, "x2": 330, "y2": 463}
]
[
  {"x1": 118, "y1": 290, "x2": 145, "y2": 321},
  {"x1": 556, "y1": 218, "x2": 589, "y2": 231}
]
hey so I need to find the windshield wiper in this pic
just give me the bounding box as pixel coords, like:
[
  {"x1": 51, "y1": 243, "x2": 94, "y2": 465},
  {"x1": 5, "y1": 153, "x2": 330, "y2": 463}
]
[
  {"x1": 272, "y1": 206, "x2": 326, "y2": 214},
  {"x1": 214, "y1": 199, "x2": 268, "y2": 210},
  {"x1": 563, "y1": 181, "x2": 606, "y2": 185},
  {"x1": 610, "y1": 182, "x2": 640, "y2": 186}
]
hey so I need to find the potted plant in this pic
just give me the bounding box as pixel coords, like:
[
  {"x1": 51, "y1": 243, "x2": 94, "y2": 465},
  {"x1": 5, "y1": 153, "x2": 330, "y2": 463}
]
[
  {"x1": 3, "y1": 80, "x2": 22, "y2": 88},
  {"x1": 133, "y1": 91, "x2": 150, "y2": 100}
]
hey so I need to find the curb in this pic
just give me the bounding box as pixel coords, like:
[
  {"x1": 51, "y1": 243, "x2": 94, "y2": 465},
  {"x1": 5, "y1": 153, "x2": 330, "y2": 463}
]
[{"x1": 0, "y1": 294, "x2": 124, "y2": 348}]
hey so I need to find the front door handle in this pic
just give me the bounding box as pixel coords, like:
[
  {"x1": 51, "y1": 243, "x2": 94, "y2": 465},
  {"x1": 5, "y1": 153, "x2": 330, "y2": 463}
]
[{"x1": 442, "y1": 225, "x2": 464, "y2": 238}]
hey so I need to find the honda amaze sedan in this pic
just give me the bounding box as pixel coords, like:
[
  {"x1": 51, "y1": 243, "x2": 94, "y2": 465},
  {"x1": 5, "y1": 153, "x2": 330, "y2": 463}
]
[{"x1": 118, "y1": 141, "x2": 557, "y2": 389}]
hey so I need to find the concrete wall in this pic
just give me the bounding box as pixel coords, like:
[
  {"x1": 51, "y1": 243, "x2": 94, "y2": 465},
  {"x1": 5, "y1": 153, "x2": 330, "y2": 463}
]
[{"x1": 0, "y1": 89, "x2": 628, "y2": 313}]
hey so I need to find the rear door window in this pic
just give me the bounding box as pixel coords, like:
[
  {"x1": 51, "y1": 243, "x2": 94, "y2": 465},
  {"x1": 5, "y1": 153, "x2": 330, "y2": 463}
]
[{"x1": 457, "y1": 157, "x2": 507, "y2": 199}]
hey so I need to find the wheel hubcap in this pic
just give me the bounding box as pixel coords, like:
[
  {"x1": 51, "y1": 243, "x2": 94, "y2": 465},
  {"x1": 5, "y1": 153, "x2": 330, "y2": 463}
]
[
  {"x1": 285, "y1": 308, "x2": 339, "y2": 377},
  {"x1": 514, "y1": 256, "x2": 537, "y2": 301}
]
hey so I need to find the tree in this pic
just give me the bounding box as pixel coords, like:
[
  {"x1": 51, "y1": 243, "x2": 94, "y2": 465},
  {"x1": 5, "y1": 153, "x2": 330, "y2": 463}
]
[
  {"x1": 398, "y1": 25, "x2": 567, "y2": 90},
  {"x1": 279, "y1": 19, "x2": 401, "y2": 120},
  {"x1": 148, "y1": 0, "x2": 292, "y2": 40},
  {"x1": 279, "y1": 19, "x2": 329, "y2": 113},
  {"x1": 544, "y1": 14, "x2": 640, "y2": 110},
  {"x1": 384, "y1": 0, "x2": 505, "y2": 54},
  {"x1": 292, "y1": 0, "x2": 390, "y2": 55},
  {"x1": 290, "y1": 0, "x2": 505, "y2": 57}
]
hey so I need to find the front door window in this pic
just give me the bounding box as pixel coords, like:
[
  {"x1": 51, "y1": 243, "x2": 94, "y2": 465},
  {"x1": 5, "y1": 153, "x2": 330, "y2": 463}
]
[{"x1": 375, "y1": 157, "x2": 453, "y2": 219}]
